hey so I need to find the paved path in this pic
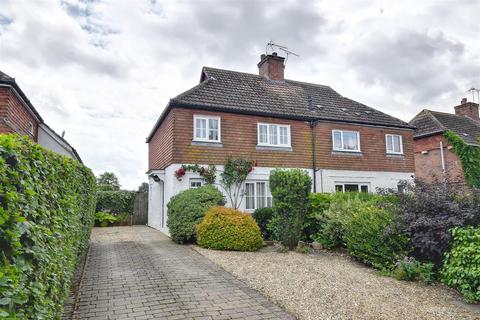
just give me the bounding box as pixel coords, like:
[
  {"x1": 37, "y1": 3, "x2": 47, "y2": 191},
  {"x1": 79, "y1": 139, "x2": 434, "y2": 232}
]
[{"x1": 70, "y1": 226, "x2": 294, "y2": 320}]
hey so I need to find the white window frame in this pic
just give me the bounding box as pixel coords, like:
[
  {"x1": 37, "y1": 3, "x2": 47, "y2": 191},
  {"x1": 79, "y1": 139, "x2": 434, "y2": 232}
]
[
  {"x1": 189, "y1": 178, "x2": 204, "y2": 189},
  {"x1": 385, "y1": 134, "x2": 403, "y2": 155},
  {"x1": 244, "y1": 181, "x2": 273, "y2": 211},
  {"x1": 332, "y1": 130, "x2": 361, "y2": 152},
  {"x1": 335, "y1": 183, "x2": 370, "y2": 193},
  {"x1": 193, "y1": 115, "x2": 221, "y2": 143},
  {"x1": 257, "y1": 123, "x2": 291, "y2": 147}
]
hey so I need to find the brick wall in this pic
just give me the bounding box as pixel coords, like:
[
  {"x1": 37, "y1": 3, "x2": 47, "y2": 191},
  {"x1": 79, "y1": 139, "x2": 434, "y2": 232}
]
[
  {"x1": 0, "y1": 87, "x2": 38, "y2": 140},
  {"x1": 148, "y1": 107, "x2": 415, "y2": 173},
  {"x1": 413, "y1": 134, "x2": 465, "y2": 184},
  {"x1": 148, "y1": 110, "x2": 174, "y2": 169}
]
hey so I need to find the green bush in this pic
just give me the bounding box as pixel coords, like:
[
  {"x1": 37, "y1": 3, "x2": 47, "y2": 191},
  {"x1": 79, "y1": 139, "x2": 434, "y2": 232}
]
[
  {"x1": 0, "y1": 134, "x2": 96, "y2": 319},
  {"x1": 96, "y1": 190, "x2": 135, "y2": 214},
  {"x1": 167, "y1": 185, "x2": 225, "y2": 244},
  {"x1": 304, "y1": 193, "x2": 334, "y2": 241},
  {"x1": 344, "y1": 204, "x2": 409, "y2": 269},
  {"x1": 392, "y1": 257, "x2": 434, "y2": 283},
  {"x1": 95, "y1": 211, "x2": 118, "y2": 227},
  {"x1": 196, "y1": 206, "x2": 263, "y2": 251},
  {"x1": 252, "y1": 207, "x2": 274, "y2": 240},
  {"x1": 441, "y1": 227, "x2": 480, "y2": 303},
  {"x1": 269, "y1": 169, "x2": 311, "y2": 249}
]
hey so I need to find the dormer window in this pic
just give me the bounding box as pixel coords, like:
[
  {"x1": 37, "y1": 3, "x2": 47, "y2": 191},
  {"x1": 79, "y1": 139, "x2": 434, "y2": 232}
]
[{"x1": 193, "y1": 115, "x2": 220, "y2": 142}]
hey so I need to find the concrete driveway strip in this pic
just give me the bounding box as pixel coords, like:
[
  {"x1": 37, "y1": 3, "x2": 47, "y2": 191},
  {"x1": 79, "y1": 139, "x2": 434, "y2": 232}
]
[{"x1": 70, "y1": 226, "x2": 294, "y2": 320}]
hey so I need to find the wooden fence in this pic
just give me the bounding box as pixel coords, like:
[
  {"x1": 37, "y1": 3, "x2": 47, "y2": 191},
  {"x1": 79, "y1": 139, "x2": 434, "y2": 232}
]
[{"x1": 132, "y1": 192, "x2": 148, "y2": 225}]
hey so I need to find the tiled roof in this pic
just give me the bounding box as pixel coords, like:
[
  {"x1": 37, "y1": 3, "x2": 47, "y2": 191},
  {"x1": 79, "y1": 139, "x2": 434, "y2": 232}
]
[
  {"x1": 410, "y1": 109, "x2": 480, "y2": 146},
  {"x1": 170, "y1": 67, "x2": 412, "y2": 128},
  {"x1": 0, "y1": 70, "x2": 14, "y2": 82}
]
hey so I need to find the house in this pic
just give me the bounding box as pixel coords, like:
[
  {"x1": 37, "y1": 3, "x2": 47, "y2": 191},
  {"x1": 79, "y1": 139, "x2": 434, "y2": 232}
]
[
  {"x1": 146, "y1": 53, "x2": 415, "y2": 233},
  {"x1": 409, "y1": 98, "x2": 480, "y2": 184},
  {"x1": 0, "y1": 70, "x2": 82, "y2": 162}
]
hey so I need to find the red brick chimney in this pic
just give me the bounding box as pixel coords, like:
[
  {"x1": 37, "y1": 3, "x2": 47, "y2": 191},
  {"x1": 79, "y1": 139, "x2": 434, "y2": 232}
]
[
  {"x1": 258, "y1": 52, "x2": 285, "y2": 81},
  {"x1": 454, "y1": 97, "x2": 479, "y2": 121}
]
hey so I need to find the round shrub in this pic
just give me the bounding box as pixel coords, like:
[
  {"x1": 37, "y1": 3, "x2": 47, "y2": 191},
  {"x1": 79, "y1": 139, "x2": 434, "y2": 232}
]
[
  {"x1": 196, "y1": 206, "x2": 263, "y2": 251},
  {"x1": 167, "y1": 185, "x2": 225, "y2": 244},
  {"x1": 252, "y1": 207, "x2": 274, "y2": 240}
]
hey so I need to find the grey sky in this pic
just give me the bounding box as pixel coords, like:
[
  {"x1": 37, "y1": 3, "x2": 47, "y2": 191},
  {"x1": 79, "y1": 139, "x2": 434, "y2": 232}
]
[{"x1": 0, "y1": 0, "x2": 479, "y2": 189}]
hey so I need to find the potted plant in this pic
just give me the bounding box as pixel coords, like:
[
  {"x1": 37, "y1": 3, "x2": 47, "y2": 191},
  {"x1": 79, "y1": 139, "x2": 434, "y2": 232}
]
[{"x1": 95, "y1": 211, "x2": 118, "y2": 227}]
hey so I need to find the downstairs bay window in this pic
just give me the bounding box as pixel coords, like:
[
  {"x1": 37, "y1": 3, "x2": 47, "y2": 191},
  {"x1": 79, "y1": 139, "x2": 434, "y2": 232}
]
[{"x1": 245, "y1": 181, "x2": 272, "y2": 210}]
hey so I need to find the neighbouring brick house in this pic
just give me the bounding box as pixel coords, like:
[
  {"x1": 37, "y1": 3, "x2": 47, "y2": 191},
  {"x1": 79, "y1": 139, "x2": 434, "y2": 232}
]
[
  {"x1": 0, "y1": 70, "x2": 82, "y2": 162},
  {"x1": 409, "y1": 98, "x2": 480, "y2": 184},
  {"x1": 147, "y1": 53, "x2": 415, "y2": 232}
]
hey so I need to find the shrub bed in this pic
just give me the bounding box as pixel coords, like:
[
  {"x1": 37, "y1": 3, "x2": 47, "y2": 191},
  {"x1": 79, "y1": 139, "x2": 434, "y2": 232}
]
[
  {"x1": 196, "y1": 206, "x2": 263, "y2": 251},
  {"x1": 441, "y1": 227, "x2": 480, "y2": 303},
  {"x1": 0, "y1": 134, "x2": 96, "y2": 319},
  {"x1": 167, "y1": 185, "x2": 225, "y2": 244},
  {"x1": 252, "y1": 207, "x2": 274, "y2": 240}
]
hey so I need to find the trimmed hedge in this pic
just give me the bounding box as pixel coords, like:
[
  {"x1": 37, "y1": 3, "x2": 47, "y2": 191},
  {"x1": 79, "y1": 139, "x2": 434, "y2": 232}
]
[
  {"x1": 96, "y1": 190, "x2": 134, "y2": 214},
  {"x1": 441, "y1": 227, "x2": 480, "y2": 302},
  {"x1": 196, "y1": 206, "x2": 263, "y2": 251},
  {"x1": 0, "y1": 134, "x2": 96, "y2": 319},
  {"x1": 167, "y1": 185, "x2": 225, "y2": 244}
]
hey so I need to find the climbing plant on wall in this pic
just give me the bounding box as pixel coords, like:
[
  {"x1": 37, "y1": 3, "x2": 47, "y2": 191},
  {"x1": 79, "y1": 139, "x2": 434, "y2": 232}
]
[
  {"x1": 174, "y1": 164, "x2": 217, "y2": 184},
  {"x1": 444, "y1": 130, "x2": 480, "y2": 188}
]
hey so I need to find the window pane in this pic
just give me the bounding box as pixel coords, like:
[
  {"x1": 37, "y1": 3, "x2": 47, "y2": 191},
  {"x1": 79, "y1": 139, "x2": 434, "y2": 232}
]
[
  {"x1": 279, "y1": 126, "x2": 288, "y2": 145},
  {"x1": 393, "y1": 136, "x2": 401, "y2": 153},
  {"x1": 196, "y1": 118, "x2": 206, "y2": 139},
  {"x1": 245, "y1": 183, "x2": 255, "y2": 210},
  {"x1": 256, "y1": 182, "x2": 266, "y2": 208},
  {"x1": 333, "y1": 131, "x2": 342, "y2": 149},
  {"x1": 386, "y1": 135, "x2": 393, "y2": 152},
  {"x1": 335, "y1": 184, "x2": 344, "y2": 192},
  {"x1": 343, "y1": 132, "x2": 358, "y2": 150},
  {"x1": 345, "y1": 184, "x2": 359, "y2": 192},
  {"x1": 259, "y1": 125, "x2": 268, "y2": 144},
  {"x1": 269, "y1": 125, "x2": 278, "y2": 145},
  {"x1": 360, "y1": 185, "x2": 369, "y2": 193},
  {"x1": 208, "y1": 118, "x2": 219, "y2": 141}
]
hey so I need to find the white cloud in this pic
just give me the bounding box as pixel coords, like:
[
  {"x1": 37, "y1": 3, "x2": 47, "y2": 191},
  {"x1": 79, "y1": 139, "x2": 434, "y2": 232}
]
[{"x1": 0, "y1": 0, "x2": 479, "y2": 189}]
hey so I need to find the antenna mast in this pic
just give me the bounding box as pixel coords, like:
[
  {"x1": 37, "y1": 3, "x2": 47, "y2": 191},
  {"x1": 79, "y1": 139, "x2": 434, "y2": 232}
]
[
  {"x1": 266, "y1": 40, "x2": 299, "y2": 65},
  {"x1": 467, "y1": 87, "x2": 480, "y2": 103}
]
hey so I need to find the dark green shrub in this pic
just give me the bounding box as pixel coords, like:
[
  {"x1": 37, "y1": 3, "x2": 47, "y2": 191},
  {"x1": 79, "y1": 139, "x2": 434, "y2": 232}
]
[
  {"x1": 392, "y1": 257, "x2": 434, "y2": 283},
  {"x1": 96, "y1": 190, "x2": 135, "y2": 214},
  {"x1": 196, "y1": 206, "x2": 263, "y2": 251},
  {"x1": 395, "y1": 181, "x2": 480, "y2": 267},
  {"x1": 441, "y1": 227, "x2": 480, "y2": 303},
  {"x1": 252, "y1": 207, "x2": 274, "y2": 240},
  {"x1": 167, "y1": 185, "x2": 225, "y2": 244},
  {"x1": 0, "y1": 134, "x2": 96, "y2": 319},
  {"x1": 269, "y1": 169, "x2": 311, "y2": 249},
  {"x1": 344, "y1": 204, "x2": 409, "y2": 269},
  {"x1": 304, "y1": 193, "x2": 334, "y2": 241}
]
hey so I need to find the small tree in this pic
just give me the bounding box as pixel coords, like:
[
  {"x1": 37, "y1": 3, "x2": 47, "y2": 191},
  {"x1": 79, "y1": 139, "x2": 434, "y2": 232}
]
[
  {"x1": 97, "y1": 172, "x2": 120, "y2": 190},
  {"x1": 219, "y1": 158, "x2": 254, "y2": 209},
  {"x1": 270, "y1": 169, "x2": 311, "y2": 249},
  {"x1": 138, "y1": 182, "x2": 149, "y2": 192}
]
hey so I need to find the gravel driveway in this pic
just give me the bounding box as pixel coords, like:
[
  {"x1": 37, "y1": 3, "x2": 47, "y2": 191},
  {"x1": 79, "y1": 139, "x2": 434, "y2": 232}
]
[{"x1": 194, "y1": 246, "x2": 480, "y2": 320}]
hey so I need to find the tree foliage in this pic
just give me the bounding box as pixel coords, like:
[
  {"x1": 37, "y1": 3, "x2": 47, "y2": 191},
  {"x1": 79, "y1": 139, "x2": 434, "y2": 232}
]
[
  {"x1": 219, "y1": 158, "x2": 254, "y2": 209},
  {"x1": 96, "y1": 172, "x2": 120, "y2": 190},
  {"x1": 0, "y1": 134, "x2": 96, "y2": 319}
]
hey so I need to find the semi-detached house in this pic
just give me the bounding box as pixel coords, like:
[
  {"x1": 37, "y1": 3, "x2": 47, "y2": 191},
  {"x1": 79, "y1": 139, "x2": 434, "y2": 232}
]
[{"x1": 146, "y1": 53, "x2": 415, "y2": 233}]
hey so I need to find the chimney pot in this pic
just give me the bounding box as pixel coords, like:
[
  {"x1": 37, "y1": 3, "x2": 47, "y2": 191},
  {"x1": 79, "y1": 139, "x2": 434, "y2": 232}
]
[
  {"x1": 461, "y1": 97, "x2": 467, "y2": 104},
  {"x1": 257, "y1": 53, "x2": 285, "y2": 81}
]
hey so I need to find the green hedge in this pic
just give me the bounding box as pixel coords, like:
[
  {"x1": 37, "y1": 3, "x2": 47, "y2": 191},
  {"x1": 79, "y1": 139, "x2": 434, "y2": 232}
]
[
  {"x1": 96, "y1": 190, "x2": 134, "y2": 213},
  {"x1": 441, "y1": 227, "x2": 480, "y2": 302},
  {"x1": 197, "y1": 206, "x2": 263, "y2": 251},
  {"x1": 0, "y1": 134, "x2": 97, "y2": 319}
]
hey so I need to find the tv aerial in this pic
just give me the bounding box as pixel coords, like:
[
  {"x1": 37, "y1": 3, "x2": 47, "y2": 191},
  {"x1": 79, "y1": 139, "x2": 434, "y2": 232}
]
[
  {"x1": 467, "y1": 87, "x2": 480, "y2": 103},
  {"x1": 266, "y1": 41, "x2": 299, "y2": 65}
]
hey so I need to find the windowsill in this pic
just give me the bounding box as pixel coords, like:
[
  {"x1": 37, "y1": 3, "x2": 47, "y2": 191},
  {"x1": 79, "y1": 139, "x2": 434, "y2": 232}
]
[
  {"x1": 386, "y1": 153, "x2": 405, "y2": 158},
  {"x1": 332, "y1": 150, "x2": 363, "y2": 156},
  {"x1": 191, "y1": 141, "x2": 223, "y2": 147},
  {"x1": 256, "y1": 145, "x2": 292, "y2": 152}
]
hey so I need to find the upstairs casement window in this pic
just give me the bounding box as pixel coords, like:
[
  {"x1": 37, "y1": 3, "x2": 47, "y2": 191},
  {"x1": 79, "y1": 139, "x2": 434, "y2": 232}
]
[
  {"x1": 193, "y1": 115, "x2": 221, "y2": 142},
  {"x1": 245, "y1": 181, "x2": 273, "y2": 211},
  {"x1": 257, "y1": 123, "x2": 291, "y2": 147},
  {"x1": 386, "y1": 134, "x2": 403, "y2": 154},
  {"x1": 332, "y1": 130, "x2": 360, "y2": 152}
]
